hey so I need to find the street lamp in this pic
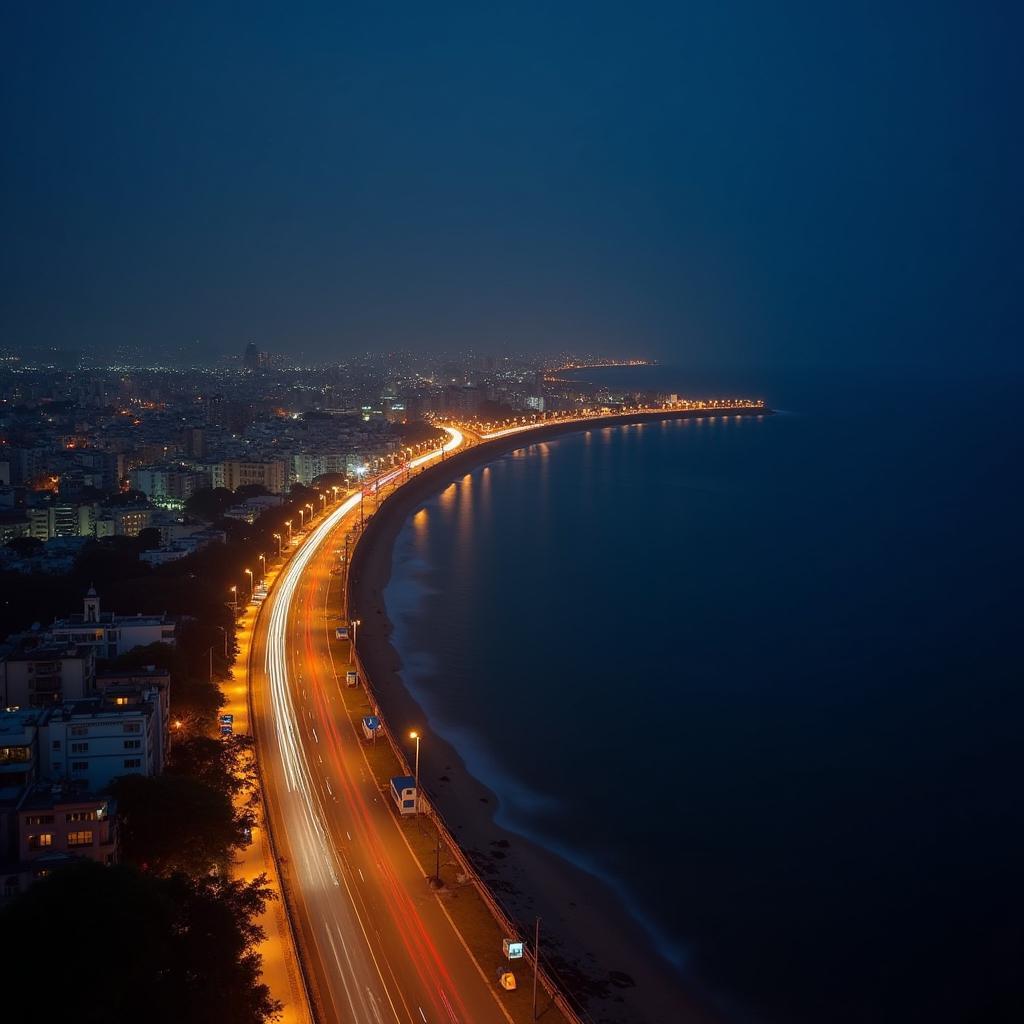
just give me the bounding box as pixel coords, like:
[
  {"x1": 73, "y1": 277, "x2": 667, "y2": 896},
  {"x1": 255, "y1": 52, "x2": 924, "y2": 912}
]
[
  {"x1": 258, "y1": 553, "x2": 266, "y2": 582},
  {"x1": 305, "y1": 502, "x2": 313, "y2": 521},
  {"x1": 273, "y1": 532, "x2": 282, "y2": 556},
  {"x1": 409, "y1": 730, "x2": 421, "y2": 816},
  {"x1": 244, "y1": 568, "x2": 254, "y2": 599},
  {"x1": 319, "y1": 492, "x2": 327, "y2": 510},
  {"x1": 284, "y1": 520, "x2": 292, "y2": 542},
  {"x1": 298, "y1": 508, "x2": 305, "y2": 528},
  {"x1": 229, "y1": 585, "x2": 237, "y2": 614},
  {"x1": 350, "y1": 618, "x2": 361, "y2": 654},
  {"x1": 215, "y1": 624, "x2": 229, "y2": 658}
]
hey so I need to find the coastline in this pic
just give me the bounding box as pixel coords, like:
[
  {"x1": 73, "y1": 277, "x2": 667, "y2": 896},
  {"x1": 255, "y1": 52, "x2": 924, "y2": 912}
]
[{"x1": 348, "y1": 407, "x2": 770, "y2": 1023}]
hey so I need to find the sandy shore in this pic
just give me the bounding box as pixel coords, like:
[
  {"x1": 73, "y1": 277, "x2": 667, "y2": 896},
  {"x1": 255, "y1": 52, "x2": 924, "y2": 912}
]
[{"x1": 349, "y1": 409, "x2": 768, "y2": 1023}]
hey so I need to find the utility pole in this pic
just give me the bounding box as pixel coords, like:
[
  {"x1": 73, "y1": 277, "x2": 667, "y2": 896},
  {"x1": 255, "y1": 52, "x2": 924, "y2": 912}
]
[{"x1": 532, "y1": 916, "x2": 541, "y2": 1021}]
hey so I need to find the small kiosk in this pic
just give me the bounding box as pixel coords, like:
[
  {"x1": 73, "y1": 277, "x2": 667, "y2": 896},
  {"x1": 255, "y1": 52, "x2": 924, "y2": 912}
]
[{"x1": 390, "y1": 775, "x2": 418, "y2": 816}]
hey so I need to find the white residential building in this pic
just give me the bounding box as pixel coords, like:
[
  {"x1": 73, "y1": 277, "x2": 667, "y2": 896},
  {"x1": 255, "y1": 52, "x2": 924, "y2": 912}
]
[{"x1": 49, "y1": 589, "x2": 175, "y2": 660}]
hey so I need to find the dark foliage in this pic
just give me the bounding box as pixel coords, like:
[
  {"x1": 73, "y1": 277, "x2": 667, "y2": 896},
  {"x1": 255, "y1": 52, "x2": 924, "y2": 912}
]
[{"x1": 0, "y1": 862, "x2": 280, "y2": 1024}]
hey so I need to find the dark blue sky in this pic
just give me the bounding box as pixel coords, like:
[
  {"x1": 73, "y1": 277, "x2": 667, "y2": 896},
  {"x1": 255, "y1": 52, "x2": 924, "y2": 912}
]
[{"x1": 2, "y1": 2, "x2": 1021, "y2": 367}]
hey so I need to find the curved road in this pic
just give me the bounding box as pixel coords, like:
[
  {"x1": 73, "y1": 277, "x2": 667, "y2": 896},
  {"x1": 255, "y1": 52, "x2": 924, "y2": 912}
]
[{"x1": 249, "y1": 429, "x2": 516, "y2": 1024}]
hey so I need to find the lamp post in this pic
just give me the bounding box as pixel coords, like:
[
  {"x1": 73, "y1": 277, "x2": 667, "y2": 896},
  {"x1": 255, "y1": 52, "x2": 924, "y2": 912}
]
[
  {"x1": 319, "y1": 492, "x2": 327, "y2": 510},
  {"x1": 215, "y1": 624, "x2": 228, "y2": 658},
  {"x1": 305, "y1": 502, "x2": 313, "y2": 522},
  {"x1": 285, "y1": 520, "x2": 292, "y2": 543},
  {"x1": 245, "y1": 568, "x2": 253, "y2": 600},
  {"x1": 409, "y1": 730, "x2": 421, "y2": 816},
  {"x1": 229, "y1": 585, "x2": 237, "y2": 615},
  {"x1": 350, "y1": 618, "x2": 361, "y2": 655},
  {"x1": 273, "y1": 532, "x2": 282, "y2": 556},
  {"x1": 258, "y1": 553, "x2": 266, "y2": 583},
  {"x1": 298, "y1": 508, "x2": 305, "y2": 529}
]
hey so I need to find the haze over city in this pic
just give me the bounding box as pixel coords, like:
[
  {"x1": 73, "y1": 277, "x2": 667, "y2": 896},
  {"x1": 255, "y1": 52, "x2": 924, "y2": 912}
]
[{"x1": 4, "y1": 3, "x2": 1021, "y2": 370}]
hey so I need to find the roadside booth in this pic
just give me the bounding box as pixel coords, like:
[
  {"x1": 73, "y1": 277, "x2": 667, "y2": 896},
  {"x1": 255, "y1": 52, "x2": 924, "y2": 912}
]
[{"x1": 390, "y1": 775, "x2": 418, "y2": 816}]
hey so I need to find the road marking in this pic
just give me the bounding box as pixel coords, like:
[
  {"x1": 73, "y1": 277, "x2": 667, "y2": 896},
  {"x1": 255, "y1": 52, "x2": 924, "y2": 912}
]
[
  {"x1": 325, "y1": 778, "x2": 333, "y2": 796},
  {"x1": 311, "y1": 727, "x2": 318, "y2": 743},
  {"x1": 419, "y1": 1007, "x2": 427, "y2": 1023},
  {"x1": 358, "y1": 867, "x2": 365, "y2": 882},
  {"x1": 346, "y1": 831, "x2": 352, "y2": 841}
]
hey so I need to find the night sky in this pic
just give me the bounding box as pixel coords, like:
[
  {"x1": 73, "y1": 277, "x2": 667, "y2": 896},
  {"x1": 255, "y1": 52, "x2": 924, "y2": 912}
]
[{"x1": 2, "y1": 3, "x2": 1021, "y2": 368}]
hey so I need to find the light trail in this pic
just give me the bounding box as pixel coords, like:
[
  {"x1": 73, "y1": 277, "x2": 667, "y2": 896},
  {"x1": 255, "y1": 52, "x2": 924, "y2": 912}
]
[{"x1": 259, "y1": 427, "x2": 466, "y2": 1024}]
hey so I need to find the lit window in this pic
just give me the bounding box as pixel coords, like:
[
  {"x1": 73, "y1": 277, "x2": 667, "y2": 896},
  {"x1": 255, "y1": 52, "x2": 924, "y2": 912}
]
[
  {"x1": 29, "y1": 833, "x2": 53, "y2": 849},
  {"x1": 65, "y1": 810, "x2": 98, "y2": 823},
  {"x1": 66, "y1": 830, "x2": 93, "y2": 847}
]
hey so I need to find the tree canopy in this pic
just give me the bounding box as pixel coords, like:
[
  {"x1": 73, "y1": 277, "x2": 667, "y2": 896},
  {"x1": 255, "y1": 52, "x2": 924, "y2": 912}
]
[
  {"x1": 111, "y1": 773, "x2": 249, "y2": 876},
  {"x1": 0, "y1": 862, "x2": 280, "y2": 1024}
]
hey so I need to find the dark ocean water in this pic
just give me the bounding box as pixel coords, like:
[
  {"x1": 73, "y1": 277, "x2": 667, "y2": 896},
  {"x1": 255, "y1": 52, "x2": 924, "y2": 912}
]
[{"x1": 385, "y1": 367, "x2": 1024, "y2": 1024}]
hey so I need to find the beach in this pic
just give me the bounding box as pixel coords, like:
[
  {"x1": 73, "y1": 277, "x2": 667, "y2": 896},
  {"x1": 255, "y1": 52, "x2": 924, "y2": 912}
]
[{"x1": 347, "y1": 408, "x2": 768, "y2": 1023}]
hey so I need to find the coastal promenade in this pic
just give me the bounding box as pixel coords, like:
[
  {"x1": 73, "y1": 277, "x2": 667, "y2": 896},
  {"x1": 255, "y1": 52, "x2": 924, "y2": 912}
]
[{"x1": 248, "y1": 401, "x2": 768, "y2": 1024}]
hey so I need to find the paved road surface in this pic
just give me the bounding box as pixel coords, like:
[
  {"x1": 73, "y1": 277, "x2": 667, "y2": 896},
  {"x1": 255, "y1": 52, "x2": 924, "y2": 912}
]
[{"x1": 249, "y1": 435, "x2": 518, "y2": 1024}]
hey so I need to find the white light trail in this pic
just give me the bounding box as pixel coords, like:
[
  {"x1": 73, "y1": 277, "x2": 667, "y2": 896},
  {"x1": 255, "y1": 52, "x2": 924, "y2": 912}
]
[{"x1": 259, "y1": 429, "x2": 460, "y2": 1022}]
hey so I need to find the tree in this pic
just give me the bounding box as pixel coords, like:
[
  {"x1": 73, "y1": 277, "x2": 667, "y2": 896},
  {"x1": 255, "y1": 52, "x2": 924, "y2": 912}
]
[
  {"x1": 137, "y1": 526, "x2": 162, "y2": 551},
  {"x1": 185, "y1": 486, "x2": 236, "y2": 521},
  {"x1": 105, "y1": 488, "x2": 149, "y2": 507},
  {"x1": 235, "y1": 483, "x2": 269, "y2": 500},
  {"x1": 168, "y1": 734, "x2": 259, "y2": 806},
  {"x1": 0, "y1": 862, "x2": 281, "y2": 1024},
  {"x1": 111, "y1": 773, "x2": 249, "y2": 876},
  {"x1": 5, "y1": 536, "x2": 43, "y2": 557},
  {"x1": 110, "y1": 640, "x2": 225, "y2": 728}
]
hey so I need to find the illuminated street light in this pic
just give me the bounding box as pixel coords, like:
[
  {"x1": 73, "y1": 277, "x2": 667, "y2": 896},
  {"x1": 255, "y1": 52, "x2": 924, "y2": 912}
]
[
  {"x1": 273, "y1": 532, "x2": 282, "y2": 556},
  {"x1": 298, "y1": 508, "x2": 305, "y2": 528},
  {"x1": 258, "y1": 553, "x2": 266, "y2": 582},
  {"x1": 245, "y1": 568, "x2": 254, "y2": 599},
  {"x1": 229, "y1": 585, "x2": 237, "y2": 614},
  {"x1": 284, "y1": 519, "x2": 292, "y2": 542},
  {"x1": 409, "y1": 730, "x2": 421, "y2": 816}
]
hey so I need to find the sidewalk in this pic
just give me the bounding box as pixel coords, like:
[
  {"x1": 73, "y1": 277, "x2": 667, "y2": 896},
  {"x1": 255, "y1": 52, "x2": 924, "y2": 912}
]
[{"x1": 225, "y1": 574, "x2": 313, "y2": 1024}]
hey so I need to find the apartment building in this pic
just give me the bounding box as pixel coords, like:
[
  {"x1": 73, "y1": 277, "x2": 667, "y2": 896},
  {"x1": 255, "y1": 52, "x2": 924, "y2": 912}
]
[
  {"x1": 0, "y1": 644, "x2": 96, "y2": 708},
  {"x1": 42, "y1": 698, "x2": 162, "y2": 792},
  {"x1": 49, "y1": 589, "x2": 175, "y2": 660},
  {"x1": 210, "y1": 459, "x2": 287, "y2": 494}
]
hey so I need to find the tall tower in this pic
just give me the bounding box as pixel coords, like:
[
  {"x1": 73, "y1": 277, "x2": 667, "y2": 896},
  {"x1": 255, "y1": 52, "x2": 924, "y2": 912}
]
[
  {"x1": 83, "y1": 586, "x2": 100, "y2": 623},
  {"x1": 243, "y1": 342, "x2": 261, "y2": 371}
]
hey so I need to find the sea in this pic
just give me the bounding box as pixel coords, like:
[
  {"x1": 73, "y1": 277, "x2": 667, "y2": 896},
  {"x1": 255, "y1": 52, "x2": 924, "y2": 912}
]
[{"x1": 383, "y1": 365, "x2": 1023, "y2": 1024}]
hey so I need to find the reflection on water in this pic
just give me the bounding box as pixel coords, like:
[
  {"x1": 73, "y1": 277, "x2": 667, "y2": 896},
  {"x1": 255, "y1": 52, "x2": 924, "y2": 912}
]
[{"x1": 386, "y1": 378, "x2": 1024, "y2": 1024}]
